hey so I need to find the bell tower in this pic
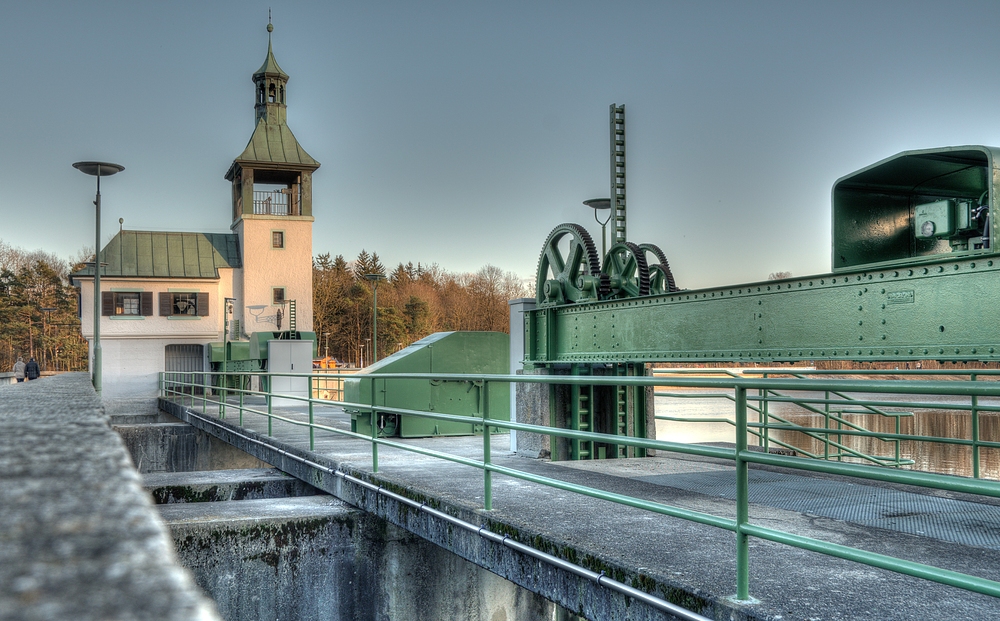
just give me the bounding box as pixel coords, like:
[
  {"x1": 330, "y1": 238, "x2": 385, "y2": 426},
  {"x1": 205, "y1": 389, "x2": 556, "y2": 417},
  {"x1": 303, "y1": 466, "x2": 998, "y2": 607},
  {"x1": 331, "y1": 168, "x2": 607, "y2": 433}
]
[{"x1": 226, "y1": 20, "x2": 320, "y2": 335}]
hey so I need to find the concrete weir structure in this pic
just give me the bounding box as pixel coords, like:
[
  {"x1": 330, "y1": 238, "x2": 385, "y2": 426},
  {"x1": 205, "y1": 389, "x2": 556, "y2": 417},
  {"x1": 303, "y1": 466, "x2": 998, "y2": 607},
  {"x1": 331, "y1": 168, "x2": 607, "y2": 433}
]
[{"x1": 2, "y1": 374, "x2": 559, "y2": 621}]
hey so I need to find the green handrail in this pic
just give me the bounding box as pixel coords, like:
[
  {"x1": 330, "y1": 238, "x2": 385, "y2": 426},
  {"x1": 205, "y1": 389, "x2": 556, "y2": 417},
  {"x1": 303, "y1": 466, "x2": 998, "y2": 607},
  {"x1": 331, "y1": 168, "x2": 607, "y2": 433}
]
[{"x1": 159, "y1": 368, "x2": 1000, "y2": 604}]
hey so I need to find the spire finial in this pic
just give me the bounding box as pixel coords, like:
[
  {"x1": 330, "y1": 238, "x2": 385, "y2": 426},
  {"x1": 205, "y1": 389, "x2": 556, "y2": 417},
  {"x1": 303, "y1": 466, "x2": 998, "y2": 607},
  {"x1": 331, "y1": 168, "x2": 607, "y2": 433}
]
[{"x1": 267, "y1": 9, "x2": 273, "y2": 33}]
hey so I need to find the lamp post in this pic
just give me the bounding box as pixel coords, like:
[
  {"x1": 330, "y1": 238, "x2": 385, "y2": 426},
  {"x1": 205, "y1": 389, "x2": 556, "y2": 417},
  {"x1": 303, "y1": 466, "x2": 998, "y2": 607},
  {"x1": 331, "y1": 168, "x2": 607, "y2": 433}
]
[
  {"x1": 363, "y1": 273, "x2": 386, "y2": 364},
  {"x1": 323, "y1": 332, "x2": 331, "y2": 359},
  {"x1": 222, "y1": 297, "x2": 235, "y2": 409},
  {"x1": 584, "y1": 198, "x2": 612, "y2": 258},
  {"x1": 73, "y1": 161, "x2": 124, "y2": 395}
]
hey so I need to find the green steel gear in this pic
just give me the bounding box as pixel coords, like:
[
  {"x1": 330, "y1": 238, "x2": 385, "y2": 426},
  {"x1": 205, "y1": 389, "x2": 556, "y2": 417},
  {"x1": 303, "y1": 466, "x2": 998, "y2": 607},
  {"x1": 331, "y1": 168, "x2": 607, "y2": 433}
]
[
  {"x1": 536, "y1": 223, "x2": 602, "y2": 306},
  {"x1": 638, "y1": 243, "x2": 678, "y2": 293},
  {"x1": 600, "y1": 242, "x2": 650, "y2": 299}
]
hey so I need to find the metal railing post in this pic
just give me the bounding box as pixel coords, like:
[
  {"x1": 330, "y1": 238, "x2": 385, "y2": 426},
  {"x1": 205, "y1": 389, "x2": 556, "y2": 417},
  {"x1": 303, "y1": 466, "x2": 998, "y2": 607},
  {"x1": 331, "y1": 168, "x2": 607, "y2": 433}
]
[
  {"x1": 239, "y1": 375, "x2": 245, "y2": 426},
  {"x1": 824, "y1": 390, "x2": 831, "y2": 461},
  {"x1": 370, "y1": 378, "x2": 379, "y2": 473},
  {"x1": 760, "y1": 375, "x2": 769, "y2": 451},
  {"x1": 267, "y1": 374, "x2": 273, "y2": 436},
  {"x1": 220, "y1": 370, "x2": 226, "y2": 420},
  {"x1": 483, "y1": 381, "x2": 492, "y2": 511},
  {"x1": 972, "y1": 373, "x2": 981, "y2": 479},
  {"x1": 308, "y1": 373, "x2": 315, "y2": 451},
  {"x1": 735, "y1": 385, "x2": 750, "y2": 601}
]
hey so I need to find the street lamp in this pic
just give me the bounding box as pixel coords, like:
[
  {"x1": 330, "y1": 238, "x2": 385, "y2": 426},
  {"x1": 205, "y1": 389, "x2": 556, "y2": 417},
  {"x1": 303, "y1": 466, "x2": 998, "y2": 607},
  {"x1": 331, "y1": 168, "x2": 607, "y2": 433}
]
[
  {"x1": 363, "y1": 273, "x2": 386, "y2": 364},
  {"x1": 222, "y1": 297, "x2": 235, "y2": 411},
  {"x1": 584, "y1": 198, "x2": 612, "y2": 258},
  {"x1": 73, "y1": 161, "x2": 124, "y2": 395}
]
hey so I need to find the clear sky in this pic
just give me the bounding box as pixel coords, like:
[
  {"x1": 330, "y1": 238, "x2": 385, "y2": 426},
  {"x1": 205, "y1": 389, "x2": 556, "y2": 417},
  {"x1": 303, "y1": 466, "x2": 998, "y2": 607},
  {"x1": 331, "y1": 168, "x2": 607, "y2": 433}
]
[{"x1": 5, "y1": 1, "x2": 1000, "y2": 290}]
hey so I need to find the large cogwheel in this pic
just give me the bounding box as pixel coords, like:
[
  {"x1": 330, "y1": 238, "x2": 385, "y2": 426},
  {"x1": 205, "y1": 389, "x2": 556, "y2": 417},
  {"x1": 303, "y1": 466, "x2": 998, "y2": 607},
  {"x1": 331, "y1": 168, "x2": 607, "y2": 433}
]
[
  {"x1": 535, "y1": 223, "x2": 602, "y2": 305},
  {"x1": 639, "y1": 243, "x2": 679, "y2": 293},
  {"x1": 600, "y1": 242, "x2": 650, "y2": 299}
]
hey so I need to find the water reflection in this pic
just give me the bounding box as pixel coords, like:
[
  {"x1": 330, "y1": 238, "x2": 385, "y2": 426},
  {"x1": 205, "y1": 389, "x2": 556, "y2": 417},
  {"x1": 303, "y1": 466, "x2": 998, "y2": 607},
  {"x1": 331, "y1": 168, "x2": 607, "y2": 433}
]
[{"x1": 655, "y1": 387, "x2": 1000, "y2": 480}]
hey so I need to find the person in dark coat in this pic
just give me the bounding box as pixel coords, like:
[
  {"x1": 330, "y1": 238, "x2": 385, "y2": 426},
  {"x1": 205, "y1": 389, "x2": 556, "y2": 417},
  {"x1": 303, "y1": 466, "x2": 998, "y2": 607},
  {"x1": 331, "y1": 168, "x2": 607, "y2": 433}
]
[{"x1": 25, "y1": 358, "x2": 40, "y2": 380}]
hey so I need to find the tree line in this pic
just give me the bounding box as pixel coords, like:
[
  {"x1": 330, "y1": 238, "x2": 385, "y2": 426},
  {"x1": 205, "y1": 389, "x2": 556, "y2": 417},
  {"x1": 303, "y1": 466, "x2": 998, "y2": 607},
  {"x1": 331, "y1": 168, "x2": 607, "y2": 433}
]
[
  {"x1": 313, "y1": 250, "x2": 529, "y2": 365},
  {"x1": 0, "y1": 240, "x2": 89, "y2": 373}
]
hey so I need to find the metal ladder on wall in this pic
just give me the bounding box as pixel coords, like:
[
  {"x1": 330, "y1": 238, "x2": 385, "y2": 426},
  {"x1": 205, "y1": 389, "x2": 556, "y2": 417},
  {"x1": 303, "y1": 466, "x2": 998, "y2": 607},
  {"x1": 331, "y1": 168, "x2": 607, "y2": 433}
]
[
  {"x1": 614, "y1": 366, "x2": 629, "y2": 458},
  {"x1": 288, "y1": 300, "x2": 298, "y2": 337},
  {"x1": 612, "y1": 363, "x2": 647, "y2": 459},
  {"x1": 571, "y1": 366, "x2": 594, "y2": 460}
]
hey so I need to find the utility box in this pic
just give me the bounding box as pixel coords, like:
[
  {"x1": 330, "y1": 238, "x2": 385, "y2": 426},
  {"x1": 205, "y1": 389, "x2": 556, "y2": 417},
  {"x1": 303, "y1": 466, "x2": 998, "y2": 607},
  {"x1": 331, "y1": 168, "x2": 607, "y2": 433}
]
[
  {"x1": 345, "y1": 331, "x2": 510, "y2": 437},
  {"x1": 266, "y1": 340, "x2": 313, "y2": 407}
]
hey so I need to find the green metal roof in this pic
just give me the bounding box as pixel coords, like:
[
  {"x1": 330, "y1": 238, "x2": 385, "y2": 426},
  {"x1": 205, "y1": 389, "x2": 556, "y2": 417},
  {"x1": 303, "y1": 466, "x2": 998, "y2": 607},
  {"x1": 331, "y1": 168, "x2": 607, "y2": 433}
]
[
  {"x1": 234, "y1": 118, "x2": 319, "y2": 169},
  {"x1": 73, "y1": 231, "x2": 241, "y2": 279},
  {"x1": 254, "y1": 37, "x2": 288, "y2": 79}
]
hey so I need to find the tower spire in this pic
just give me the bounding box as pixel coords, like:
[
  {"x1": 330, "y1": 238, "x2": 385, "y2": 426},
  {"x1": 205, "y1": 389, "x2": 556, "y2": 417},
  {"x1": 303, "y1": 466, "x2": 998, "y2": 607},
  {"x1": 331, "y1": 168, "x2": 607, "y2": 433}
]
[{"x1": 253, "y1": 15, "x2": 288, "y2": 125}]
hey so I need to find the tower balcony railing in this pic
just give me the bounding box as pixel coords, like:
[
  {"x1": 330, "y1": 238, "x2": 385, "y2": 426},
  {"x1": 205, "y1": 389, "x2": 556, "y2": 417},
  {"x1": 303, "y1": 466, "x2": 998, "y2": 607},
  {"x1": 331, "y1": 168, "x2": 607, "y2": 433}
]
[{"x1": 253, "y1": 189, "x2": 295, "y2": 215}]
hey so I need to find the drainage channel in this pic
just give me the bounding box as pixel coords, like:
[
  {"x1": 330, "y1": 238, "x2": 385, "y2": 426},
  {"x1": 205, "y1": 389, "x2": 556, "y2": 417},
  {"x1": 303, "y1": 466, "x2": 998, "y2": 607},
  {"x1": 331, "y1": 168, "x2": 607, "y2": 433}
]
[{"x1": 183, "y1": 410, "x2": 711, "y2": 621}]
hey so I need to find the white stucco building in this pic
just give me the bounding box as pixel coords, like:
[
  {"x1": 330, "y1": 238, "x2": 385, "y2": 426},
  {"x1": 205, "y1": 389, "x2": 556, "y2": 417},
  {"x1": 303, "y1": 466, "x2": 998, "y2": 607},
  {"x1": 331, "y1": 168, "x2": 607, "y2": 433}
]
[{"x1": 72, "y1": 24, "x2": 318, "y2": 414}]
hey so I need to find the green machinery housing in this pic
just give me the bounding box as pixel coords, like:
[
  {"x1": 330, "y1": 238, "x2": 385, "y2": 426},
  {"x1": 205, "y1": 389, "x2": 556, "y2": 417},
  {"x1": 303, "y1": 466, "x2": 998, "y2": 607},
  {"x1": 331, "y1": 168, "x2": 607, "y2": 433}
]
[
  {"x1": 208, "y1": 330, "x2": 317, "y2": 389},
  {"x1": 527, "y1": 144, "x2": 1000, "y2": 459},
  {"x1": 345, "y1": 331, "x2": 510, "y2": 438}
]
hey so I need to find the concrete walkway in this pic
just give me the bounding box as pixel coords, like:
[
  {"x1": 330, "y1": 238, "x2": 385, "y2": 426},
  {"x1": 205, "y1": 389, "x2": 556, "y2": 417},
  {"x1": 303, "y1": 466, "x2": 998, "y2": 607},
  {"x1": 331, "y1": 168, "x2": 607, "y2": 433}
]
[
  {"x1": 171, "y1": 395, "x2": 1000, "y2": 621},
  {"x1": 0, "y1": 374, "x2": 218, "y2": 621}
]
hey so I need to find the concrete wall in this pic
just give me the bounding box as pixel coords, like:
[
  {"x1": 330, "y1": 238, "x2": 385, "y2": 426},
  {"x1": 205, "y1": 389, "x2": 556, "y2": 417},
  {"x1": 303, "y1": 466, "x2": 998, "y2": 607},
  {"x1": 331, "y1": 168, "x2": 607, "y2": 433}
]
[
  {"x1": 165, "y1": 498, "x2": 555, "y2": 621},
  {"x1": 116, "y1": 423, "x2": 268, "y2": 473},
  {"x1": 130, "y1": 402, "x2": 560, "y2": 621},
  {"x1": 234, "y1": 216, "x2": 313, "y2": 333}
]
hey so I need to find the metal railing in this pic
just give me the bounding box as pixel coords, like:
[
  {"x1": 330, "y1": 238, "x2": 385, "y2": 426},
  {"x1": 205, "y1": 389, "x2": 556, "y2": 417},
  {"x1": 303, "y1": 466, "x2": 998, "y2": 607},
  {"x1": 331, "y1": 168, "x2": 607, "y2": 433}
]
[
  {"x1": 253, "y1": 189, "x2": 291, "y2": 215},
  {"x1": 159, "y1": 369, "x2": 1000, "y2": 605},
  {"x1": 653, "y1": 367, "x2": 1000, "y2": 478}
]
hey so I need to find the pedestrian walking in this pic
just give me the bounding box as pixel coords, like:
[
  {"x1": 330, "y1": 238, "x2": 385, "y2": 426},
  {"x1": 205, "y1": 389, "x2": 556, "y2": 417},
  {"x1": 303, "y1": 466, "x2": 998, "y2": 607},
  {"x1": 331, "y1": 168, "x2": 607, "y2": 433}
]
[
  {"x1": 13, "y1": 357, "x2": 26, "y2": 382},
  {"x1": 25, "y1": 357, "x2": 40, "y2": 381}
]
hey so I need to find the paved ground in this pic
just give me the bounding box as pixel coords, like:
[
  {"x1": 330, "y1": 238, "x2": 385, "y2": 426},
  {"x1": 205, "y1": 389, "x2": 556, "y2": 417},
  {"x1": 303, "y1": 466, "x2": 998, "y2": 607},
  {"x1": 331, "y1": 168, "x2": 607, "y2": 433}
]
[{"x1": 186, "y1": 394, "x2": 1000, "y2": 621}]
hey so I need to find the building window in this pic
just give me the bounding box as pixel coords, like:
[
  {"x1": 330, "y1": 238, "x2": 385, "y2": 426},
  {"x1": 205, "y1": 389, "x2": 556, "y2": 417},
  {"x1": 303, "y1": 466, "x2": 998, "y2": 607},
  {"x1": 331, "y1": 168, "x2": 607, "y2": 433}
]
[
  {"x1": 272, "y1": 287, "x2": 286, "y2": 305},
  {"x1": 159, "y1": 292, "x2": 209, "y2": 317},
  {"x1": 173, "y1": 293, "x2": 198, "y2": 315},
  {"x1": 102, "y1": 291, "x2": 153, "y2": 317},
  {"x1": 117, "y1": 292, "x2": 140, "y2": 315},
  {"x1": 272, "y1": 230, "x2": 284, "y2": 248}
]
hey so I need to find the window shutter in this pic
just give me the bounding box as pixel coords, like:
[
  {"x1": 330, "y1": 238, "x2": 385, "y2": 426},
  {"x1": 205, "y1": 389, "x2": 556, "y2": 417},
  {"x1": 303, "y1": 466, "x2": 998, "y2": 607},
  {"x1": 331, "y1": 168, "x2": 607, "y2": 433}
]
[
  {"x1": 140, "y1": 292, "x2": 153, "y2": 316},
  {"x1": 101, "y1": 292, "x2": 114, "y2": 316},
  {"x1": 197, "y1": 292, "x2": 209, "y2": 316},
  {"x1": 159, "y1": 292, "x2": 172, "y2": 316}
]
